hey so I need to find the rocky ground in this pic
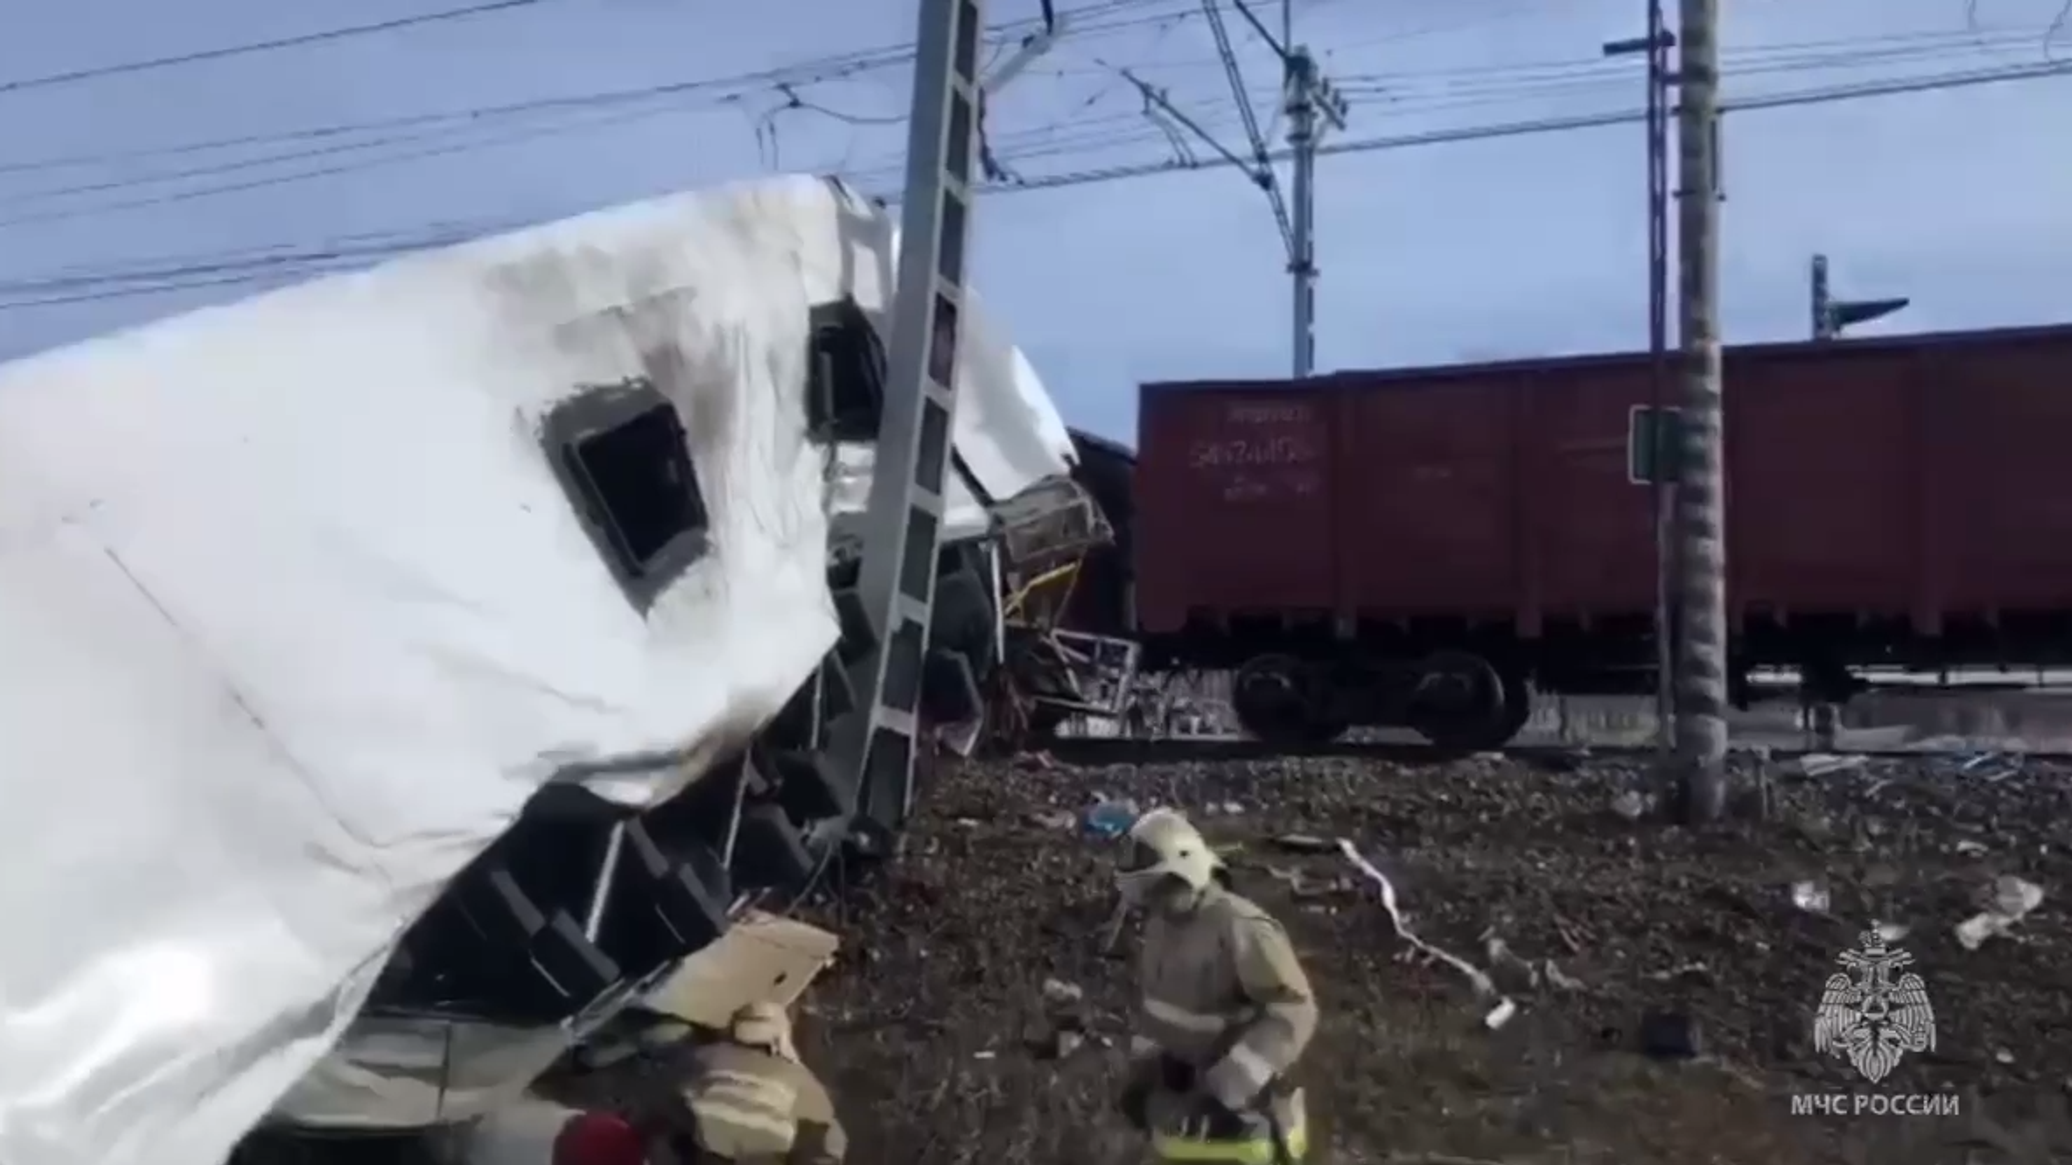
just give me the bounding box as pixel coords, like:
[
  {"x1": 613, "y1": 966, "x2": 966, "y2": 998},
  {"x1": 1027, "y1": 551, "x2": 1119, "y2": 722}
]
[{"x1": 792, "y1": 748, "x2": 2071, "y2": 1165}]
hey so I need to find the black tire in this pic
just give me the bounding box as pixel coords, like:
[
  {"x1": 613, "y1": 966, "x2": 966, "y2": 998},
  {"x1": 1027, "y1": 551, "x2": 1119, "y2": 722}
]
[
  {"x1": 1494, "y1": 666, "x2": 1534, "y2": 745},
  {"x1": 1233, "y1": 654, "x2": 1329, "y2": 747},
  {"x1": 1407, "y1": 650, "x2": 1511, "y2": 751}
]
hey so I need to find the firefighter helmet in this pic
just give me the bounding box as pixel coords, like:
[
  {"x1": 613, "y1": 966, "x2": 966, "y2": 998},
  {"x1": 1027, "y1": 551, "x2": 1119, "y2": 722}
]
[
  {"x1": 1116, "y1": 807, "x2": 1222, "y2": 902},
  {"x1": 729, "y1": 1000, "x2": 797, "y2": 1059}
]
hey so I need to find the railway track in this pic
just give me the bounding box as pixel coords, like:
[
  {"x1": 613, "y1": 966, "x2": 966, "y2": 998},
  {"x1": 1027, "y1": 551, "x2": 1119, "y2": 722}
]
[{"x1": 1037, "y1": 733, "x2": 2070, "y2": 767}]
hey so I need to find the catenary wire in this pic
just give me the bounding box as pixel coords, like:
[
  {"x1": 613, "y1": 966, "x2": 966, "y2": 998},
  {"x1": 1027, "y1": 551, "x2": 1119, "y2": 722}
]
[
  {"x1": 0, "y1": 25, "x2": 2017, "y2": 226},
  {"x1": 0, "y1": 0, "x2": 561, "y2": 97},
  {"x1": 2, "y1": 53, "x2": 2066, "y2": 309},
  {"x1": 990, "y1": 55, "x2": 2072, "y2": 194},
  {"x1": 0, "y1": 0, "x2": 1184, "y2": 179}
]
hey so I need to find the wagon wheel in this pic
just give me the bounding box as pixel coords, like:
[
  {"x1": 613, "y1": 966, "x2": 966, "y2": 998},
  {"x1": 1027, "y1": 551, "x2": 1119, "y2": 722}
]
[
  {"x1": 1233, "y1": 654, "x2": 1340, "y2": 747},
  {"x1": 1406, "y1": 649, "x2": 1511, "y2": 751}
]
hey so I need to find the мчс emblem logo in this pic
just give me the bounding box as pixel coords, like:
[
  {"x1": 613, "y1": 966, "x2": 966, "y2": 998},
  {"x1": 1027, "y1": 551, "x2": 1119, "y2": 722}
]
[{"x1": 1813, "y1": 930, "x2": 1936, "y2": 1084}]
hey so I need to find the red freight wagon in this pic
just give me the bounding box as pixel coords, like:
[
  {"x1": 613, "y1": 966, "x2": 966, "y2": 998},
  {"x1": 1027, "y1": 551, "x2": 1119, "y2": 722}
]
[{"x1": 1133, "y1": 323, "x2": 2072, "y2": 747}]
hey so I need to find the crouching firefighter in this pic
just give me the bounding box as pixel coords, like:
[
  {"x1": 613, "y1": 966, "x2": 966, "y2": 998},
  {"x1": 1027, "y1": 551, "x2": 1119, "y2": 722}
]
[
  {"x1": 658, "y1": 1001, "x2": 847, "y2": 1165},
  {"x1": 1116, "y1": 808, "x2": 1320, "y2": 1164}
]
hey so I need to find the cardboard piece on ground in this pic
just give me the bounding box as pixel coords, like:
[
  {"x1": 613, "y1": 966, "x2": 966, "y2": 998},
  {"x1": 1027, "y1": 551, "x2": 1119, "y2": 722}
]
[{"x1": 641, "y1": 911, "x2": 840, "y2": 1029}]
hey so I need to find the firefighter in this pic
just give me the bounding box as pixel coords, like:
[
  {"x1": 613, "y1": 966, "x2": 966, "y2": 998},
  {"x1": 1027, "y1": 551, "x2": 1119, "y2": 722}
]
[
  {"x1": 1115, "y1": 807, "x2": 1319, "y2": 1164},
  {"x1": 662, "y1": 1001, "x2": 847, "y2": 1165}
]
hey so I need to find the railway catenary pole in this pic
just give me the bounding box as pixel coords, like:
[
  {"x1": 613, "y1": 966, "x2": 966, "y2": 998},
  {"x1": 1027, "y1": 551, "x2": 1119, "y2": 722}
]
[
  {"x1": 1272, "y1": 0, "x2": 1346, "y2": 380},
  {"x1": 1127, "y1": 0, "x2": 1345, "y2": 379},
  {"x1": 1810, "y1": 253, "x2": 1910, "y2": 341},
  {"x1": 1811, "y1": 254, "x2": 1834, "y2": 340},
  {"x1": 1285, "y1": 45, "x2": 1347, "y2": 379},
  {"x1": 1671, "y1": 0, "x2": 1729, "y2": 822},
  {"x1": 830, "y1": 0, "x2": 991, "y2": 855},
  {"x1": 1645, "y1": 0, "x2": 1675, "y2": 763},
  {"x1": 1605, "y1": 4, "x2": 1678, "y2": 758}
]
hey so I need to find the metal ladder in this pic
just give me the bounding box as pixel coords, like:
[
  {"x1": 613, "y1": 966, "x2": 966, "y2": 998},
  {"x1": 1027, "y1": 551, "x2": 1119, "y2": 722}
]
[{"x1": 828, "y1": 0, "x2": 989, "y2": 855}]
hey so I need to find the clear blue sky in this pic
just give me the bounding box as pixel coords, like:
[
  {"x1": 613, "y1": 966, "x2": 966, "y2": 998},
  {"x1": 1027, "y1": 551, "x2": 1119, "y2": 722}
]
[{"x1": 3, "y1": 0, "x2": 2070, "y2": 441}]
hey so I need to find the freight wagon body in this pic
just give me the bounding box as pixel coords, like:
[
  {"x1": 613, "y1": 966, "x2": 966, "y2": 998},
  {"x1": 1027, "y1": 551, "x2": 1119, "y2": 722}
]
[{"x1": 1135, "y1": 323, "x2": 2072, "y2": 747}]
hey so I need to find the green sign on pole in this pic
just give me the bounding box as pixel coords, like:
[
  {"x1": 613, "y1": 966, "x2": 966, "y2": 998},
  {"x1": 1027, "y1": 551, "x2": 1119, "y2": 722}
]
[{"x1": 1626, "y1": 404, "x2": 1684, "y2": 485}]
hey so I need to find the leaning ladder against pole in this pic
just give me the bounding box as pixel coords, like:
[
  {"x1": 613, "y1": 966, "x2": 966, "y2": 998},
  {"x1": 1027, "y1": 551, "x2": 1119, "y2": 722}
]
[{"x1": 829, "y1": 0, "x2": 989, "y2": 856}]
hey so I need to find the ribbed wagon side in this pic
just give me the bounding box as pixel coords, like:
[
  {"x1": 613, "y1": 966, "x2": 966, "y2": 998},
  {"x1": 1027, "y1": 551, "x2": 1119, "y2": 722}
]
[{"x1": 1132, "y1": 323, "x2": 2072, "y2": 747}]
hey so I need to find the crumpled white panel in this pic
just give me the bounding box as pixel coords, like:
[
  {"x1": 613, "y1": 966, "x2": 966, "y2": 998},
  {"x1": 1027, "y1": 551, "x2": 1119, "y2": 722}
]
[{"x1": 0, "y1": 173, "x2": 1073, "y2": 1165}]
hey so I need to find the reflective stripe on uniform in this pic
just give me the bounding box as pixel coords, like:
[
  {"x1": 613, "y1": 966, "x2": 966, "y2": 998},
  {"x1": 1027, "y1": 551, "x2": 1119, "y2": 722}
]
[
  {"x1": 687, "y1": 1068, "x2": 799, "y2": 1158},
  {"x1": 1143, "y1": 996, "x2": 1234, "y2": 1034},
  {"x1": 1150, "y1": 1113, "x2": 1308, "y2": 1165},
  {"x1": 1216, "y1": 1043, "x2": 1275, "y2": 1094}
]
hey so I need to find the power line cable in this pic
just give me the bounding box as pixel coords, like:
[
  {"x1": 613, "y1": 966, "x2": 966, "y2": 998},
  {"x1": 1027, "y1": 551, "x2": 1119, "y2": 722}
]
[
  {"x1": 1, "y1": 25, "x2": 1976, "y2": 225},
  {"x1": 5, "y1": 53, "x2": 2067, "y2": 309},
  {"x1": 0, "y1": 100, "x2": 741, "y2": 228},
  {"x1": 4, "y1": 11, "x2": 2008, "y2": 220},
  {"x1": 993, "y1": 53, "x2": 2072, "y2": 193},
  {"x1": 0, "y1": 93, "x2": 723, "y2": 208},
  {"x1": 0, "y1": 0, "x2": 1178, "y2": 179},
  {"x1": 0, "y1": 0, "x2": 557, "y2": 97}
]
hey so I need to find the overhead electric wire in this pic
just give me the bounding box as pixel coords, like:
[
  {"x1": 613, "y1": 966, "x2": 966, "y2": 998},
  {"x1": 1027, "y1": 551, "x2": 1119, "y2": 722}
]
[
  {"x1": 0, "y1": 0, "x2": 558, "y2": 97},
  {"x1": 3, "y1": 22, "x2": 1997, "y2": 226},
  {"x1": 0, "y1": 100, "x2": 738, "y2": 229},
  {"x1": 0, "y1": 0, "x2": 1186, "y2": 181},
  {"x1": 0, "y1": 93, "x2": 733, "y2": 214},
  {"x1": 5, "y1": 48, "x2": 2068, "y2": 311},
  {"x1": 995, "y1": 53, "x2": 2072, "y2": 193}
]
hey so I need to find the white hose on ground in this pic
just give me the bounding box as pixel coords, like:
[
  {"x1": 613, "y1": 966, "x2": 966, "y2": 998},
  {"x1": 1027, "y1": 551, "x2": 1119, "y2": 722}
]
[{"x1": 1335, "y1": 839, "x2": 1518, "y2": 1030}]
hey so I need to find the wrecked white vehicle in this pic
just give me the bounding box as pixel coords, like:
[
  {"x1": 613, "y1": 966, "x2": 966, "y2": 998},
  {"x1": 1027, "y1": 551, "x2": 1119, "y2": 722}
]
[{"x1": 0, "y1": 174, "x2": 1084, "y2": 1165}]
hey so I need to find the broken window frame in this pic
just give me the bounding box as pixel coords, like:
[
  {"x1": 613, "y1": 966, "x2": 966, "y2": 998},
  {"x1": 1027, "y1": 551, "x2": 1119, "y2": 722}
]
[{"x1": 541, "y1": 377, "x2": 711, "y2": 613}]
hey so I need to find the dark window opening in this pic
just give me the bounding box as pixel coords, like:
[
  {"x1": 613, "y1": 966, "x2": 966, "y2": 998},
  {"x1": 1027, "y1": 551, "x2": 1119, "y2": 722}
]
[
  {"x1": 544, "y1": 379, "x2": 710, "y2": 610},
  {"x1": 806, "y1": 298, "x2": 887, "y2": 442}
]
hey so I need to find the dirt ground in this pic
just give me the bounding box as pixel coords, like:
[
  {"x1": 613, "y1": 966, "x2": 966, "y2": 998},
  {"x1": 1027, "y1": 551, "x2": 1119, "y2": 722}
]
[{"x1": 794, "y1": 749, "x2": 2072, "y2": 1164}]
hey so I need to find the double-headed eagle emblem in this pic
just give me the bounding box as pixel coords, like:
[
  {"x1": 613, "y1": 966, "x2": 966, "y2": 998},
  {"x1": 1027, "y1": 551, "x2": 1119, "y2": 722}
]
[{"x1": 1813, "y1": 930, "x2": 1936, "y2": 1083}]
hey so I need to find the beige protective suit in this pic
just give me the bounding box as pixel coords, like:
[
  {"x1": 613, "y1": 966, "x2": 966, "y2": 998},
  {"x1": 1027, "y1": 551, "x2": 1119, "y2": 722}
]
[
  {"x1": 1118, "y1": 809, "x2": 1319, "y2": 1164},
  {"x1": 669, "y1": 1002, "x2": 846, "y2": 1165}
]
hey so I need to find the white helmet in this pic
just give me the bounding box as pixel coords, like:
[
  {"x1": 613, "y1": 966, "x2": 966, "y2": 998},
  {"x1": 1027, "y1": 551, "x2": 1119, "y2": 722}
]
[
  {"x1": 1115, "y1": 808, "x2": 1221, "y2": 902},
  {"x1": 728, "y1": 1000, "x2": 798, "y2": 1060}
]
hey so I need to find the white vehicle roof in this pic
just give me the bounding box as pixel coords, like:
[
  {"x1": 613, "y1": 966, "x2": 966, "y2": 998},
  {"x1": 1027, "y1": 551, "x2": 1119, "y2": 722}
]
[{"x1": 0, "y1": 173, "x2": 1072, "y2": 1165}]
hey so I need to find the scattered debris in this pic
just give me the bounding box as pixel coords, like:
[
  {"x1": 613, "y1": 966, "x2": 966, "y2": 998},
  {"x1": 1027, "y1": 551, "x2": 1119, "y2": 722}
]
[
  {"x1": 1609, "y1": 788, "x2": 1650, "y2": 821},
  {"x1": 1797, "y1": 753, "x2": 1869, "y2": 777},
  {"x1": 800, "y1": 745, "x2": 2072, "y2": 1164},
  {"x1": 1270, "y1": 833, "x2": 1337, "y2": 854},
  {"x1": 1040, "y1": 977, "x2": 1083, "y2": 1005},
  {"x1": 1083, "y1": 799, "x2": 1138, "y2": 839},
  {"x1": 1789, "y1": 880, "x2": 1831, "y2": 914},
  {"x1": 1956, "y1": 874, "x2": 2046, "y2": 950},
  {"x1": 1027, "y1": 808, "x2": 1076, "y2": 831},
  {"x1": 1953, "y1": 749, "x2": 2027, "y2": 783}
]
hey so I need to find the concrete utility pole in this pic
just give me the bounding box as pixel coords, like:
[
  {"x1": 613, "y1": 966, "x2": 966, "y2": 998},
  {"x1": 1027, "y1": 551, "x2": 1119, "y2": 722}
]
[
  {"x1": 1121, "y1": 0, "x2": 1345, "y2": 379},
  {"x1": 833, "y1": 0, "x2": 989, "y2": 855},
  {"x1": 1672, "y1": 0, "x2": 1729, "y2": 822}
]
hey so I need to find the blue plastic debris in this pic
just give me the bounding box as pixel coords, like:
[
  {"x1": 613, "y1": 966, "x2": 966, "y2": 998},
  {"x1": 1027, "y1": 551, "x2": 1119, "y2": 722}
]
[{"x1": 1084, "y1": 800, "x2": 1139, "y2": 839}]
